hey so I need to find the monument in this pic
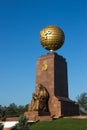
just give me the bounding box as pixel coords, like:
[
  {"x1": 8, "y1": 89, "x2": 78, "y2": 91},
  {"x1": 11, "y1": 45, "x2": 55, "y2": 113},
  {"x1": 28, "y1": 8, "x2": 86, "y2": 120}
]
[{"x1": 25, "y1": 25, "x2": 79, "y2": 121}]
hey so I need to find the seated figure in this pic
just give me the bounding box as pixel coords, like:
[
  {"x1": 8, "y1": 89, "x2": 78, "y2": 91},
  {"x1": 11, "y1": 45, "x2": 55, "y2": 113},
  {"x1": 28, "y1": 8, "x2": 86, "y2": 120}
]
[{"x1": 30, "y1": 84, "x2": 49, "y2": 111}]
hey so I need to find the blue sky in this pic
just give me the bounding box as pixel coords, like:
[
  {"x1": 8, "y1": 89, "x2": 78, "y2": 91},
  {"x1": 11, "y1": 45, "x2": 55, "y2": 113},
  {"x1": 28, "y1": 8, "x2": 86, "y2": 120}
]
[{"x1": 0, "y1": 0, "x2": 87, "y2": 106}]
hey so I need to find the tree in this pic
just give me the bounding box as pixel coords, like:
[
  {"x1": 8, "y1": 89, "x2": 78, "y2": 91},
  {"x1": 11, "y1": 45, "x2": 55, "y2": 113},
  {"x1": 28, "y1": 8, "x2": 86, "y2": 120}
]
[
  {"x1": 0, "y1": 124, "x2": 3, "y2": 130},
  {"x1": 5, "y1": 103, "x2": 18, "y2": 117},
  {"x1": 0, "y1": 103, "x2": 28, "y2": 118},
  {"x1": 17, "y1": 105, "x2": 27, "y2": 116},
  {"x1": 0, "y1": 105, "x2": 3, "y2": 118},
  {"x1": 76, "y1": 92, "x2": 87, "y2": 115},
  {"x1": 0, "y1": 105, "x2": 6, "y2": 118},
  {"x1": 16, "y1": 115, "x2": 30, "y2": 130}
]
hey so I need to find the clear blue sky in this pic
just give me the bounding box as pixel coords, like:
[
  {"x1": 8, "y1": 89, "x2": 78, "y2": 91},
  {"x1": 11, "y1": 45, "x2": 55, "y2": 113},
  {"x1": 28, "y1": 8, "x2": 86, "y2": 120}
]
[{"x1": 0, "y1": 0, "x2": 87, "y2": 106}]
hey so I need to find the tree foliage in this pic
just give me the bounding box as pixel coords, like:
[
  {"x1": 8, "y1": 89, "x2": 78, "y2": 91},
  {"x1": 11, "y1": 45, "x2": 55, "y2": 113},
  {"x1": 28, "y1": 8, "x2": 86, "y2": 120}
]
[
  {"x1": 76, "y1": 92, "x2": 87, "y2": 115},
  {"x1": 0, "y1": 105, "x2": 6, "y2": 118},
  {"x1": 0, "y1": 103, "x2": 28, "y2": 118},
  {"x1": 16, "y1": 115, "x2": 30, "y2": 130},
  {"x1": 0, "y1": 124, "x2": 3, "y2": 130},
  {"x1": 5, "y1": 103, "x2": 18, "y2": 117}
]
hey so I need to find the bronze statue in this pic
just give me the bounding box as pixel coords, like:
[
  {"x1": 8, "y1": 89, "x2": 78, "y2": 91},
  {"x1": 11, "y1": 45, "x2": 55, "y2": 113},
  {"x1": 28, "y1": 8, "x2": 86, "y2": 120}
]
[{"x1": 30, "y1": 84, "x2": 49, "y2": 111}]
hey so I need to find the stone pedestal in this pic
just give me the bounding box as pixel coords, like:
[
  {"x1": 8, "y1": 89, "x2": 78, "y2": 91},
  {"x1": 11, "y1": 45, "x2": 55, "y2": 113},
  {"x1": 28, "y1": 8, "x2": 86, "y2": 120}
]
[
  {"x1": 36, "y1": 52, "x2": 68, "y2": 98},
  {"x1": 24, "y1": 111, "x2": 39, "y2": 121},
  {"x1": 25, "y1": 53, "x2": 79, "y2": 120}
]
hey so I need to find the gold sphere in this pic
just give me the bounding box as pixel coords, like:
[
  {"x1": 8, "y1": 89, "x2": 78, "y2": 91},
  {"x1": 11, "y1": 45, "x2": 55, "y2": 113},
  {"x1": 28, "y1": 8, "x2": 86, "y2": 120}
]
[{"x1": 40, "y1": 25, "x2": 65, "y2": 51}]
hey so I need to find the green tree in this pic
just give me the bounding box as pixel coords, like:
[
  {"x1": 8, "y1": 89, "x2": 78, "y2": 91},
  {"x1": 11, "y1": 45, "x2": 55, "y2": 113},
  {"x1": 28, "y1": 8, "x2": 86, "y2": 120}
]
[
  {"x1": 0, "y1": 105, "x2": 3, "y2": 118},
  {"x1": 16, "y1": 115, "x2": 30, "y2": 130},
  {"x1": 76, "y1": 92, "x2": 87, "y2": 115},
  {"x1": 17, "y1": 105, "x2": 26, "y2": 116},
  {"x1": 0, "y1": 105, "x2": 6, "y2": 118},
  {"x1": 24, "y1": 104, "x2": 28, "y2": 111},
  {"x1": 5, "y1": 103, "x2": 18, "y2": 117},
  {"x1": 0, "y1": 103, "x2": 28, "y2": 118},
  {"x1": 0, "y1": 124, "x2": 3, "y2": 130}
]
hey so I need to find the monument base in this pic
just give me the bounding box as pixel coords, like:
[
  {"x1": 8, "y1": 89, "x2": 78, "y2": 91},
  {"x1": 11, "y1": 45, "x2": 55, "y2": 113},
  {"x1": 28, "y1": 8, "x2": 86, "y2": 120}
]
[
  {"x1": 25, "y1": 53, "x2": 79, "y2": 121},
  {"x1": 25, "y1": 96, "x2": 79, "y2": 121},
  {"x1": 48, "y1": 96, "x2": 79, "y2": 118},
  {"x1": 24, "y1": 111, "x2": 52, "y2": 121},
  {"x1": 24, "y1": 111, "x2": 39, "y2": 121}
]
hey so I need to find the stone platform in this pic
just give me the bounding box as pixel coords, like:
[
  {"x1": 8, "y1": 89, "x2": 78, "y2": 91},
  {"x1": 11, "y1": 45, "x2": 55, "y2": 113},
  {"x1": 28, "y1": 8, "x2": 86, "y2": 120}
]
[
  {"x1": 25, "y1": 97, "x2": 79, "y2": 121},
  {"x1": 24, "y1": 111, "x2": 52, "y2": 121}
]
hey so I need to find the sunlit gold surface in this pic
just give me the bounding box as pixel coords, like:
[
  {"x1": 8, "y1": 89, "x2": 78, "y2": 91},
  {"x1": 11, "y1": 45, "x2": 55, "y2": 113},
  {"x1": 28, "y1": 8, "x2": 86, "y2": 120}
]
[
  {"x1": 42, "y1": 63, "x2": 48, "y2": 71},
  {"x1": 40, "y1": 25, "x2": 65, "y2": 51},
  {"x1": 30, "y1": 84, "x2": 49, "y2": 111}
]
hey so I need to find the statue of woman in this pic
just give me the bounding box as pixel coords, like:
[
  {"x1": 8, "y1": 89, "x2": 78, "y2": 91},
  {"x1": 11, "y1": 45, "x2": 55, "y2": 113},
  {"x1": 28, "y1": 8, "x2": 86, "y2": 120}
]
[{"x1": 30, "y1": 84, "x2": 49, "y2": 111}]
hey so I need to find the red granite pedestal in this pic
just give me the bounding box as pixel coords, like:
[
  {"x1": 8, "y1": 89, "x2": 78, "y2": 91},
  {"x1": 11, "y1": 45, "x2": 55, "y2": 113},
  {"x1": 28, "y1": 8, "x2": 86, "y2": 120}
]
[{"x1": 25, "y1": 53, "x2": 79, "y2": 121}]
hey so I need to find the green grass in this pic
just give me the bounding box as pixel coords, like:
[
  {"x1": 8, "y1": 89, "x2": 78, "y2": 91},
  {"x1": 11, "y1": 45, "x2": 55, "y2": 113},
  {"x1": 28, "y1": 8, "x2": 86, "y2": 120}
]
[{"x1": 30, "y1": 118, "x2": 87, "y2": 130}]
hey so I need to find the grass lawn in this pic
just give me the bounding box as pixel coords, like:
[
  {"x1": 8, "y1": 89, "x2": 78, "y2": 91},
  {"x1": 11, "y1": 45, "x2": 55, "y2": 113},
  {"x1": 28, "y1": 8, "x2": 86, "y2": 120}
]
[{"x1": 30, "y1": 118, "x2": 87, "y2": 130}]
